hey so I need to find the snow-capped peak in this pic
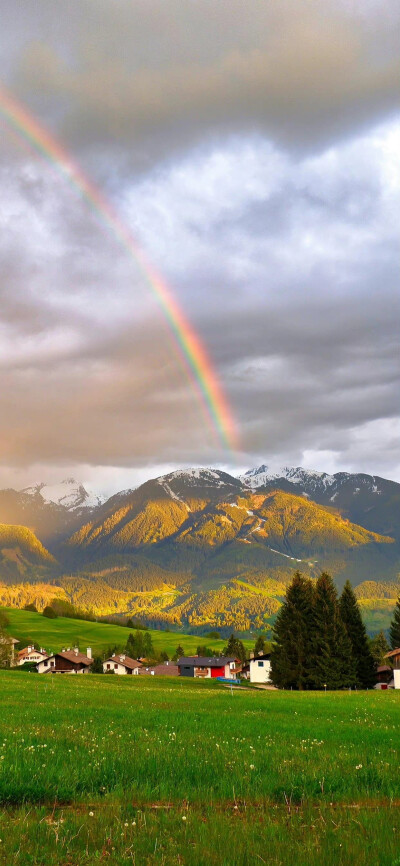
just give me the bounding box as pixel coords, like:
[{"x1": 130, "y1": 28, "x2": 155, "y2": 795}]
[
  {"x1": 240, "y1": 464, "x2": 337, "y2": 491},
  {"x1": 20, "y1": 478, "x2": 105, "y2": 511}
]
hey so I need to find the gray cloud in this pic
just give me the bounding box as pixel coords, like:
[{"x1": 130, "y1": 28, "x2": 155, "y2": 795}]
[{"x1": 0, "y1": 2, "x2": 399, "y2": 492}]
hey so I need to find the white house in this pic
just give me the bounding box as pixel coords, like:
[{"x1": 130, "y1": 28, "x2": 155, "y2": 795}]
[
  {"x1": 103, "y1": 653, "x2": 142, "y2": 675},
  {"x1": 249, "y1": 653, "x2": 272, "y2": 684},
  {"x1": 37, "y1": 647, "x2": 93, "y2": 674},
  {"x1": 17, "y1": 646, "x2": 48, "y2": 666}
]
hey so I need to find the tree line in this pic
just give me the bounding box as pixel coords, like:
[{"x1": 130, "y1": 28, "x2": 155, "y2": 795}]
[{"x1": 271, "y1": 572, "x2": 377, "y2": 690}]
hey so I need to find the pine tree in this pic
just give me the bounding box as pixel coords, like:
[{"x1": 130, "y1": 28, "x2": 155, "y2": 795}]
[
  {"x1": 369, "y1": 630, "x2": 390, "y2": 666},
  {"x1": 172, "y1": 644, "x2": 184, "y2": 661},
  {"x1": 339, "y1": 580, "x2": 376, "y2": 688},
  {"x1": 389, "y1": 596, "x2": 400, "y2": 649},
  {"x1": 270, "y1": 571, "x2": 314, "y2": 690},
  {"x1": 223, "y1": 634, "x2": 247, "y2": 664},
  {"x1": 310, "y1": 573, "x2": 356, "y2": 690},
  {"x1": 254, "y1": 634, "x2": 266, "y2": 655},
  {"x1": 142, "y1": 631, "x2": 154, "y2": 658}
]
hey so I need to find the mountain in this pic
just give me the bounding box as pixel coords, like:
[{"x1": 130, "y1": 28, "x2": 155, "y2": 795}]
[
  {"x1": 0, "y1": 523, "x2": 56, "y2": 584},
  {"x1": 240, "y1": 465, "x2": 400, "y2": 542},
  {"x1": 21, "y1": 478, "x2": 104, "y2": 511},
  {"x1": 0, "y1": 466, "x2": 399, "y2": 634},
  {"x1": 0, "y1": 479, "x2": 105, "y2": 548}
]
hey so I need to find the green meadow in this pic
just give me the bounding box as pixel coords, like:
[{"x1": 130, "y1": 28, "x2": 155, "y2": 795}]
[
  {"x1": 4, "y1": 607, "x2": 253, "y2": 657},
  {"x1": 0, "y1": 671, "x2": 399, "y2": 865}
]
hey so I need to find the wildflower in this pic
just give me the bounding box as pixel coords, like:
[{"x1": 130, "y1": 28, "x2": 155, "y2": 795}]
[
  {"x1": 124, "y1": 822, "x2": 129, "y2": 827},
  {"x1": 89, "y1": 811, "x2": 94, "y2": 817},
  {"x1": 132, "y1": 821, "x2": 136, "y2": 826},
  {"x1": 182, "y1": 816, "x2": 187, "y2": 821},
  {"x1": 356, "y1": 764, "x2": 363, "y2": 770},
  {"x1": 249, "y1": 764, "x2": 255, "y2": 770}
]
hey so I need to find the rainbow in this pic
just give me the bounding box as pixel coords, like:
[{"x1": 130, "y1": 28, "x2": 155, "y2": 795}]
[{"x1": 0, "y1": 83, "x2": 239, "y2": 453}]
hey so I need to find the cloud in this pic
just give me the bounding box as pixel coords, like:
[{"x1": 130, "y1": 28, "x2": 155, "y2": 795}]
[
  {"x1": 0, "y1": 2, "x2": 398, "y2": 490},
  {"x1": 2, "y1": 0, "x2": 399, "y2": 170}
]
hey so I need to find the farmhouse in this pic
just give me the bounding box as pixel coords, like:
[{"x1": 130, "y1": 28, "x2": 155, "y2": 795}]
[
  {"x1": 103, "y1": 653, "x2": 142, "y2": 675},
  {"x1": 243, "y1": 652, "x2": 272, "y2": 684},
  {"x1": 17, "y1": 646, "x2": 48, "y2": 666},
  {"x1": 139, "y1": 662, "x2": 179, "y2": 676},
  {"x1": 384, "y1": 648, "x2": 400, "y2": 689},
  {"x1": 177, "y1": 656, "x2": 241, "y2": 679},
  {"x1": 36, "y1": 647, "x2": 93, "y2": 674}
]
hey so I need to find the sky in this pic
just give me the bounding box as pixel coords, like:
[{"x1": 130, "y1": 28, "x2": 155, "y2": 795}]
[{"x1": 0, "y1": 0, "x2": 399, "y2": 497}]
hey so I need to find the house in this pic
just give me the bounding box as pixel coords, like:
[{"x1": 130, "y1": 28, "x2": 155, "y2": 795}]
[
  {"x1": 384, "y1": 648, "x2": 400, "y2": 689},
  {"x1": 103, "y1": 653, "x2": 142, "y2": 675},
  {"x1": 139, "y1": 661, "x2": 179, "y2": 676},
  {"x1": 177, "y1": 656, "x2": 241, "y2": 679},
  {"x1": 36, "y1": 647, "x2": 93, "y2": 674},
  {"x1": 374, "y1": 665, "x2": 394, "y2": 689},
  {"x1": 17, "y1": 646, "x2": 48, "y2": 666},
  {"x1": 243, "y1": 652, "x2": 272, "y2": 684}
]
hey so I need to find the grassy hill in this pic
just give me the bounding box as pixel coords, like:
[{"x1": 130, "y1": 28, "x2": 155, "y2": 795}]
[{"x1": 3, "y1": 607, "x2": 251, "y2": 657}]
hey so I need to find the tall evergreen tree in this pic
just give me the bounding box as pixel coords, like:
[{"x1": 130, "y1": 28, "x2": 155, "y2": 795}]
[
  {"x1": 223, "y1": 634, "x2": 247, "y2": 664},
  {"x1": 254, "y1": 634, "x2": 267, "y2": 655},
  {"x1": 369, "y1": 630, "x2": 390, "y2": 666},
  {"x1": 270, "y1": 571, "x2": 314, "y2": 690},
  {"x1": 389, "y1": 596, "x2": 400, "y2": 649},
  {"x1": 172, "y1": 644, "x2": 184, "y2": 661},
  {"x1": 339, "y1": 580, "x2": 376, "y2": 688},
  {"x1": 310, "y1": 573, "x2": 356, "y2": 690},
  {"x1": 142, "y1": 631, "x2": 154, "y2": 658}
]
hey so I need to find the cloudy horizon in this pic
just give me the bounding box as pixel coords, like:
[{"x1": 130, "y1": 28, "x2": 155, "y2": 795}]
[{"x1": 1, "y1": 0, "x2": 399, "y2": 495}]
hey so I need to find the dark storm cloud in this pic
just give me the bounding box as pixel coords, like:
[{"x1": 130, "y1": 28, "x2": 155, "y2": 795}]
[{"x1": 0, "y1": 1, "x2": 399, "y2": 492}]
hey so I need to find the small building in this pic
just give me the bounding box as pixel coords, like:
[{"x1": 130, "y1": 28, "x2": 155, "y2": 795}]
[
  {"x1": 374, "y1": 665, "x2": 394, "y2": 689},
  {"x1": 247, "y1": 652, "x2": 272, "y2": 684},
  {"x1": 17, "y1": 646, "x2": 48, "y2": 666},
  {"x1": 384, "y1": 648, "x2": 400, "y2": 689},
  {"x1": 177, "y1": 656, "x2": 241, "y2": 679},
  {"x1": 36, "y1": 647, "x2": 93, "y2": 674},
  {"x1": 139, "y1": 662, "x2": 180, "y2": 676},
  {"x1": 103, "y1": 653, "x2": 142, "y2": 675}
]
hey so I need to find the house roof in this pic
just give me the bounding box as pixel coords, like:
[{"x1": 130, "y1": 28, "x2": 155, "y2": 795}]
[
  {"x1": 140, "y1": 663, "x2": 179, "y2": 676},
  {"x1": 250, "y1": 653, "x2": 271, "y2": 661},
  {"x1": 377, "y1": 665, "x2": 392, "y2": 672},
  {"x1": 104, "y1": 654, "x2": 142, "y2": 670},
  {"x1": 18, "y1": 646, "x2": 47, "y2": 657},
  {"x1": 43, "y1": 650, "x2": 93, "y2": 666},
  {"x1": 384, "y1": 648, "x2": 400, "y2": 658},
  {"x1": 177, "y1": 656, "x2": 239, "y2": 668}
]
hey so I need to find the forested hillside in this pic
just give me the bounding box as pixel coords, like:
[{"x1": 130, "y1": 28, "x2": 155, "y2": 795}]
[{"x1": 0, "y1": 467, "x2": 399, "y2": 633}]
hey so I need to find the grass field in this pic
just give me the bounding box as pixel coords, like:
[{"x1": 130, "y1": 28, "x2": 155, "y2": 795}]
[
  {"x1": 3, "y1": 607, "x2": 254, "y2": 657},
  {"x1": 0, "y1": 671, "x2": 399, "y2": 864}
]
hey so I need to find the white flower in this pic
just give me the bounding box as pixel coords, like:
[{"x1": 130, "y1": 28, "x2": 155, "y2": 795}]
[
  {"x1": 182, "y1": 816, "x2": 187, "y2": 821},
  {"x1": 89, "y1": 811, "x2": 94, "y2": 817}
]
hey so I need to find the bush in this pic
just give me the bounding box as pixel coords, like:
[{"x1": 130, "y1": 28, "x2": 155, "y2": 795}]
[{"x1": 42, "y1": 606, "x2": 57, "y2": 619}]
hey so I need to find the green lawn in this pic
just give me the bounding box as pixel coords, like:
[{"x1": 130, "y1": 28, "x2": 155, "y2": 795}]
[
  {"x1": 0, "y1": 671, "x2": 399, "y2": 864},
  {"x1": 3, "y1": 607, "x2": 252, "y2": 657}
]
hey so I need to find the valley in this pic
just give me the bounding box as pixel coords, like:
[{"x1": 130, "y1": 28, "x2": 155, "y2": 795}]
[{"x1": 0, "y1": 466, "x2": 399, "y2": 634}]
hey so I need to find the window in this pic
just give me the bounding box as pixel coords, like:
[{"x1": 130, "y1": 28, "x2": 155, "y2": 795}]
[
  {"x1": 114, "y1": 663, "x2": 118, "y2": 669},
  {"x1": 44, "y1": 659, "x2": 48, "y2": 667},
  {"x1": 258, "y1": 661, "x2": 264, "y2": 668},
  {"x1": 107, "y1": 664, "x2": 110, "y2": 670}
]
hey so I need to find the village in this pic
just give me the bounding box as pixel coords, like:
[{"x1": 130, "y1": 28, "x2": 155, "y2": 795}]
[{"x1": 5, "y1": 638, "x2": 400, "y2": 689}]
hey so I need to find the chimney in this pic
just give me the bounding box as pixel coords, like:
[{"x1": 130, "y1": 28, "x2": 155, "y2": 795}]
[
  {"x1": 87, "y1": 647, "x2": 92, "y2": 659},
  {"x1": 249, "y1": 651, "x2": 254, "y2": 660},
  {"x1": 120, "y1": 654, "x2": 125, "y2": 662},
  {"x1": 28, "y1": 646, "x2": 33, "y2": 653},
  {"x1": 74, "y1": 647, "x2": 79, "y2": 656}
]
